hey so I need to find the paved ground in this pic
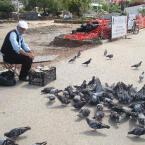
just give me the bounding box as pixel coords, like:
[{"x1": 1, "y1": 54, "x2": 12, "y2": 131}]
[{"x1": 0, "y1": 21, "x2": 145, "y2": 145}]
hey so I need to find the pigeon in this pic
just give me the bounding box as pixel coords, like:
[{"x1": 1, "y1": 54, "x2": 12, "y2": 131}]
[
  {"x1": 106, "y1": 54, "x2": 113, "y2": 59},
  {"x1": 86, "y1": 118, "x2": 110, "y2": 130},
  {"x1": 4, "y1": 126, "x2": 31, "y2": 139},
  {"x1": 128, "y1": 127, "x2": 145, "y2": 136},
  {"x1": 96, "y1": 104, "x2": 104, "y2": 111},
  {"x1": 74, "y1": 80, "x2": 87, "y2": 90},
  {"x1": 32, "y1": 141, "x2": 47, "y2": 145},
  {"x1": 110, "y1": 111, "x2": 120, "y2": 123},
  {"x1": 139, "y1": 71, "x2": 144, "y2": 83},
  {"x1": 56, "y1": 94, "x2": 70, "y2": 105},
  {"x1": 94, "y1": 111, "x2": 105, "y2": 122},
  {"x1": 73, "y1": 95, "x2": 81, "y2": 103},
  {"x1": 104, "y1": 49, "x2": 107, "y2": 56},
  {"x1": 49, "y1": 89, "x2": 62, "y2": 94},
  {"x1": 82, "y1": 58, "x2": 92, "y2": 66},
  {"x1": 88, "y1": 76, "x2": 96, "y2": 86},
  {"x1": 46, "y1": 94, "x2": 56, "y2": 102},
  {"x1": 131, "y1": 61, "x2": 142, "y2": 69},
  {"x1": 103, "y1": 97, "x2": 114, "y2": 108},
  {"x1": 76, "y1": 50, "x2": 81, "y2": 58},
  {"x1": 41, "y1": 87, "x2": 55, "y2": 94},
  {"x1": 68, "y1": 56, "x2": 77, "y2": 63},
  {"x1": 81, "y1": 80, "x2": 87, "y2": 89},
  {"x1": 0, "y1": 139, "x2": 17, "y2": 145},
  {"x1": 72, "y1": 100, "x2": 86, "y2": 110},
  {"x1": 111, "y1": 105, "x2": 124, "y2": 113},
  {"x1": 138, "y1": 113, "x2": 145, "y2": 126},
  {"x1": 41, "y1": 87, "x2": 62, "y2": 94},
  {"x1": 124, "y1": 110, "x2": 138, "y2": 118},
  {"x1": 77, "y1": 108, "x2": 90, "y2": 118}
]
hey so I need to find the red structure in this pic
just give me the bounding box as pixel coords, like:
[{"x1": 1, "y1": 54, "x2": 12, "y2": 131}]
[
  {"x1": 64, "y1": 19, "x2": 111, "y2": 41},
  {"x1": 136, "y1": 14, "x2": 145, "y2": 28}
]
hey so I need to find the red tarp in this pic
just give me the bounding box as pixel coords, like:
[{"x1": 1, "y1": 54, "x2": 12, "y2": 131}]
[
  {"x1": 64, "y1": 19, "x2": 111, "y2": 41},
  {"x1": 136, "y1": 14, "x2": 145, "y2": 28},
  {"x1": 64, "y1": 32, "x2": 100, "y2": 41}
]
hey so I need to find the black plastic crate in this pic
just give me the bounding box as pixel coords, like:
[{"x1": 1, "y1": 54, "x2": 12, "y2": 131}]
[{"x1": 29, "y1": 67, "x2": 56, "y2": 86}]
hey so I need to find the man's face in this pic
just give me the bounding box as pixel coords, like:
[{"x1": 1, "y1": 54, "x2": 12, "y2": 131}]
[{"x1": 18, "y1": 27, "x2": 27, "y2": 34}]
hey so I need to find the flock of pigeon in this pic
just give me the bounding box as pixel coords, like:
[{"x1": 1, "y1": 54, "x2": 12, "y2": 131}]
[
  {"x1": 68, "y1": 49, "x2": 113, "y2": 66},
  {"x1": 41, "y1": 76, "x2": 145, "y2": 137},
  {"x1": 2, "y1": 49, "x2": 145, "y2": 144},
  {"x1": 0, "y1": 127, "x2": 47, "y2": 145},
  {"x1": 68, "y1": 49, "x2": 144, "y2": 83}
]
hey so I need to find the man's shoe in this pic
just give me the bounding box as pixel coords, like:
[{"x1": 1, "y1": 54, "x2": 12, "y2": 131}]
[{"x1": 19, "y1": 77, "x2": 29, "y2": 82}]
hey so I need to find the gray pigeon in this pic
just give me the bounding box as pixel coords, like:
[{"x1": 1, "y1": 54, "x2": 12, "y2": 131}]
[
  {"x1": 76, "y1": 50, "x2": 81, "y2": 58},
  {"x1": 77, "y1": 108, "x2": 90, "y2": 118},
  {"x1": 139, "y1": 71, "x2": 144, "y2": 83},
  {"x1": 110, "y1": 111, "x2": 120, "y2": 123},
  {"x1": 41, "y1": 87, "x2": 55, "y2": 94},
  {"x1": 106, "y1": 54, "x2": 113, "y2": 59},
  {"x1": 104, "y1": 49, "x2": 107, "y2": 56},
  {"x1": 82, "y1": 58, "x2": 92, "y2": 66},
  {"x1": 41, "y1": 87, "x2": 62, "y2": 94},
  {"x1": 94, "y1": 111, "x2": 105, "y2": 122},
  {"x1": 86, "y1": 118, "x2": 110, "y2": 130},
  {"x1": 32, "y1": 141, "x2": 47, "y2": 145},
  {"x1": 0, "y1": 139, "x2": 17, "y2": 145},
  {"x1": 56, "y1": 94, "x2": 70, "y2": 105},
  {"x1": 96, "y1": 104, "x2": 104, "y2": 111},
  {"x1": 128, "y1": 127, "x2": 145, "y2": 136},
  {"x1": 88, "y1": 76, "x2": 96, "y2": 86},
  {"x1": 4, "y1": 126, "x2": 31, "y2": 139},
  {"x1": 72, "y1": 100, "x2": 86, "y2": 110},
  {"x1": 68, "y1": 56, "x2": 77, "y2": 63},
  {"x1": 46, "y1": 94, "x2": 56, "y2": 102},
  {"x1": 131, "y1": 61, "x2": 142, "y2": 69},
  {"x1": 137, "y1": 113, "x2": 145, "y2": 126}
]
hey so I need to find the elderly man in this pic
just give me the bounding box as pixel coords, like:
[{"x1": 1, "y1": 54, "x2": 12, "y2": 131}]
[{"x1": 1, "y1": 20, "x2": 34, "y2": 81}]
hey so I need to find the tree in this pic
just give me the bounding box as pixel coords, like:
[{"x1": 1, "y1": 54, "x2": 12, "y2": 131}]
[
  {"x1": 0, "y1": 0, "x2": 15, "y2": 18},
  {"x1": 109, "y1": 4, "x2": 121, "y2": 13},
  {"x1": 0, "y1": 0, "x2": 15, "y2": 12},
  {"x1": 20, "y1": 0, "x2": 61, "y2": 14},
  {"x1": 20, "y1": 0, "x2": 39, "y2": 11},
  {"x1": 61, "y1": 0, "x2": 91, "y2": 16},
  {"x1": 20, "y1": 0, "x2": 91, "y2": 16}
]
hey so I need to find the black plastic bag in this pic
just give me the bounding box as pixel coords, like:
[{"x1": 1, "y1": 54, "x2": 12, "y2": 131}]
[{"x1": 0, "y1": 71, "x2": 16, "y2": 86}]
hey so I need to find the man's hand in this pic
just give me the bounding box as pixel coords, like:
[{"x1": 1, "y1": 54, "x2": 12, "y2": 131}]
[
  {"x1": 19, "y1": 49, "x2": 35, "y2": 60},
  {"x1": 28, "y1": 51, "x2": 35, "y2": 60}
]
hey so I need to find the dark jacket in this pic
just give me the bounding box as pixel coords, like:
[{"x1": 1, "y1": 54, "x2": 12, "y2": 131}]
[{"x1": 1, "y1": 29, "x2": 19, "y2": 56}]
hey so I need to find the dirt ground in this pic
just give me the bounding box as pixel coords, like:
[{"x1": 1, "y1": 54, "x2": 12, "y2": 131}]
[
  {"x1": 0, "y1": 20, "x2": 145, "y2": 145},
  {"x1": 0, "y1": 20, "x2": 95, "y2": 65}
]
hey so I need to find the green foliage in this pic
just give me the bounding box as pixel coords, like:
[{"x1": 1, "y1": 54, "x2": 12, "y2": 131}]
[
  {"x1": 102, "y1": 3, "x2": 109, "y2": 12},
  {"x1": 109, "y1": 4, "x2": 121, "y2": 13},
  {"x1": 0, "y1": 0, "x2": 15, "y2": 12},
  {"x1": 100, "y1": 2, "x2": 121, "y2": 13},
  {"x1": 139, "y1": 7, "x2": 145, "y2": 16},
  {"x1": 20, "y1": 0, "x2": 61, "y2": 14},
  {"x1": 20, "y1": 0, "x2": 91, "y2": 16},
  {"x1": 67, "y1": 0, "x2": 81, "y2": 16},
  {"x1": 20, "y1": 0, "x2": 39, "y2": 11},
  {"x1": 64, "y1": 0, "x2": 91, "y2": 16}
]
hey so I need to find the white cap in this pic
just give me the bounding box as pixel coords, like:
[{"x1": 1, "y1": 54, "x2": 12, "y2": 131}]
[{"x1": 17, "y1": 20, "x2": 28, "y2": 29}]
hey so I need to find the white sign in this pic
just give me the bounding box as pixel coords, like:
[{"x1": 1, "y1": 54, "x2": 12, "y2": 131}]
[{"x1": 112, "y1": 16, "x2": 127, "y2": 39}]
